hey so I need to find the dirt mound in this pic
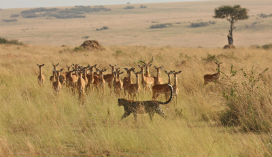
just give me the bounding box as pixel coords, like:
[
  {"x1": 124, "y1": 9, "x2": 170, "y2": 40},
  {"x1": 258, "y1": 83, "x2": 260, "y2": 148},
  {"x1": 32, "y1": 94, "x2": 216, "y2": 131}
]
[
  {"x1": 223, "y1": 44, "x2": 235, "y2": 49},
  {"x1": 80, "y1": 40, "x2": 103, "y2": 50}
]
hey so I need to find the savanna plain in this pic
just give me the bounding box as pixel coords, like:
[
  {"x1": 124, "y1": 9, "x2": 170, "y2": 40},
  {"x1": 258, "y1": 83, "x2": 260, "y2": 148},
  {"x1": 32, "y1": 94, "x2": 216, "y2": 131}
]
[{"x1": 0, "y1": 0, "x2": 272, "y2": 156}]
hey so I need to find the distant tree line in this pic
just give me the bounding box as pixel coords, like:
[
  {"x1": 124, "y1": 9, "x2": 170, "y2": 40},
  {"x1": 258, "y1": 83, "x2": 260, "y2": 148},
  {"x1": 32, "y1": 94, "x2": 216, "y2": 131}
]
[{"x1": 20, "y1": 6, "x2": 111, "y2": 19}]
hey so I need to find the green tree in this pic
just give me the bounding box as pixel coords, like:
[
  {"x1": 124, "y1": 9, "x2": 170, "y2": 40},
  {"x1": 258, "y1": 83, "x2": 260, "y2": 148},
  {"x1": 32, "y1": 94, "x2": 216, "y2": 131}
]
[{"x1": 214, "y1": 5, "x2": 248, "y2": 46}]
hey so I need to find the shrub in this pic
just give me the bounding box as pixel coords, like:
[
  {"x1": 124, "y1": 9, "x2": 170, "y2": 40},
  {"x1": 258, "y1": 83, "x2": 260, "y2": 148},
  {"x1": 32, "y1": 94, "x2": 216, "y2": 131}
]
[
  {"x1": 0, "y1": 37, "x2": 23, "y2": 45},
  {"x1": 96, "y1": 26, "x2": 109, "y2": 31},
  {"x1": 20, "y1": 6, "x2": 111, "y2": 19},
  {"x1": 0, "y1": 38, "x2": 8, "y2": 44},
  {"x1": 258, "y1": 13, "x2": 272, "y2": 18},
  {"x1": 251, "y1": 44, "x2": 272, "y2": 50},
  {"x1": 150, "y1": 23, "x2": 172, "y2": 29},
  {"x1": 82, "y1": 36, "x2": 89, "y2": 39},
  {"x1": 140, "y1": 5, "x2": 147, "y2": 9},
  {"x1": 220, "y1": 66, "x2": 272, "y2": 132},
  {"x1": 190, "y1": 21, "x2": 216, "y2": 28},
  {"x1": 2, "y1": 19, "x2": 17, "y2": 22},
  {"x1": 124, "y1": 6, "x2": 135, "y2": 10},
  {"x1": 50, "y1": 13, "x2": 85, "y2": 19},
  {"x1": 62, "y1": 6, "x2": 110, "y2": 15},
  {"x1": 21, "y1": 8, "x2": 59, "y2": 18},
  {"x1": 262, "y1": 44, "x2": 272, "y2": 50}
]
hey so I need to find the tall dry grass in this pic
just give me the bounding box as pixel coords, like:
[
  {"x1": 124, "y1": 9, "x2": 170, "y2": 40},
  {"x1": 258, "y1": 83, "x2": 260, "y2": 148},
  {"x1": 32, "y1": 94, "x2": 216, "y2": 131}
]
[{"x1": 0, "y1": 44, "x2": 271, "y2": 156}]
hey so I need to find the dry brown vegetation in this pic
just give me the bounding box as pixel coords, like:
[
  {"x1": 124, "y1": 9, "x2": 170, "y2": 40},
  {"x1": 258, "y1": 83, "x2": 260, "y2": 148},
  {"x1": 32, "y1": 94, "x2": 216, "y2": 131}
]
[
  {"x1": 0, "y1": 0, "x2": 272, "y2": 156},
  {"x1": 0, "y1": 44, "x2": 272, "y2": 156}
]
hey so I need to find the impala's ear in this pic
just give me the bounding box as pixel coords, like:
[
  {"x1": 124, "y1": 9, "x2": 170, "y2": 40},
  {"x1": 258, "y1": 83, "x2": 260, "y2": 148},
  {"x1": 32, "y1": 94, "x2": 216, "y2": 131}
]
[
  {"x1": 124, "y1": 68, "x2": 128, "y2": 71},
  {"x1": 60, "y1": 68, "x2": 64, "y2": 72},
  {"x1": 177, "y1": 71, "x2": 182, "y2": 74},
  {"x1": 41, "y1": 64, "x2": 45, "y2": 66},
  {"x1": 120, "y1": 72, "x2": 124, "y2": 75},
  {"x1": 56, "y1": 63, "x2": 59, "y2": 66}
]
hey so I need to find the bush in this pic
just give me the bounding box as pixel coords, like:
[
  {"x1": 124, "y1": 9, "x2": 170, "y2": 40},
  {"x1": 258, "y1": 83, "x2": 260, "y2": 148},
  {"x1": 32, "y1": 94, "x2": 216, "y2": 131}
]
[
  {"x1": 96, "y1": 26, "x2": 109, "y2": 31},
  {"x1": 140, "y1": 5, "x2": 147, "y2": 9},
  {"x1": 251, "y1": 44, "x2": 272, "y2": 50},
  {"x1": 82, "y1": 36, "x2": 89, "y2": 39},
  {"x1": 124, "y1": 6, "x2": 135, "y2": 10},
  {"x1": 0, "y1": 37, "x2": 23, "y2": 45},
  {"x1": 190, "y1": 21, "x2": 216, "y2": 28},
  {"x1": 50, "y1": 13, "x2": 85, "y2": 19},
  {"x1": 262, "y1": 44, "x2": 272, "y2": 50},
  {"x1": 0, "y1": 38, "x2": 8, "y2": 44},
  {"x1": 21, "y1": 8, "x2": 59, "y2": 18},
  {"x1": 20, "y1": 6, "x2": 111, "y2": 19},
  {"x1": 2, "y1": 19, "x2": 17, "y2": 22},
  {"x1": 150, "y1": 23, "x2": 173, "y2": 29},
  {"x1": 220, "y1": 67, "x2": 272, "y2": 132},
  {"x1": 258, "y1": 13, "x2": 272, "y2": 18}
]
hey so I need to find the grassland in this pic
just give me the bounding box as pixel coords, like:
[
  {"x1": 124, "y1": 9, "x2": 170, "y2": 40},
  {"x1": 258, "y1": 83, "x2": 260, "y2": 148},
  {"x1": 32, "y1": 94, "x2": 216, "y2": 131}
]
[
  {"x1": 0, "y1": 0, "x2": 272, "y2": 156},
  {"x1": 0, "y1": 0, "x2": 272, "y2": 47},
  {"x1": 0, "y1": 44, "x2": 271, "y2": 156}
]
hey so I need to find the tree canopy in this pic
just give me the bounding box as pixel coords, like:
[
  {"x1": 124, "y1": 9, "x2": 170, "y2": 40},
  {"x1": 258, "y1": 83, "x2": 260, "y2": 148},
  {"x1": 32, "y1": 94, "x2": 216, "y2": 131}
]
[{"x1": 214, "y1": 5, "x2": 248, "y2": 22}]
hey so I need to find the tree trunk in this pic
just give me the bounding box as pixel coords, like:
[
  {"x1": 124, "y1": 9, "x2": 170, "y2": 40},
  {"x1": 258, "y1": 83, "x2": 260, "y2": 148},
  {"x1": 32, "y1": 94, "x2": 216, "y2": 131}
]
[{"x1": 228, "y1": 19, "x2": 234, "y2": 45}]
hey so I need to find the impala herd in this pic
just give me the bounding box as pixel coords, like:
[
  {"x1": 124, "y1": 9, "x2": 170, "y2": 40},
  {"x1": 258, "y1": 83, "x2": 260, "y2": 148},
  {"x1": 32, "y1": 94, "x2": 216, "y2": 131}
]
[{"x1": 37, "y1": 58, "x2": 221, "y2": 103}]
